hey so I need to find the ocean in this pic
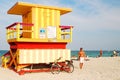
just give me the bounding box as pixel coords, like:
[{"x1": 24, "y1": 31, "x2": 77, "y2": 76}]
[
  {"x1": 0, "y1": 50, "x2": 8, "y2": 56},
  {"x1": 0, "y1": 50, "x2": 119, "y2": 57},
  {"x1": 71, "y1": 50, "x2": 119, "y2": 57}
]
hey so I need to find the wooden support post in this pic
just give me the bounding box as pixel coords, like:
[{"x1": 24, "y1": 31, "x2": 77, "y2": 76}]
[{"x1": 9, "y1": 49, "x2": 18, "y2": 71}]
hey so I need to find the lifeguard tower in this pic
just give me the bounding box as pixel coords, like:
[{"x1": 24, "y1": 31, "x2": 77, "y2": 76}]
[{"x1": 2, "y1": 2, "x2": 73, "y2": 75}]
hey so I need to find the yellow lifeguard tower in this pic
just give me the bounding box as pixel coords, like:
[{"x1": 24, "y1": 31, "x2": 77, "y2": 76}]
[{"x1": 3, "y1": 2, "x2": 73, "y2": 74}]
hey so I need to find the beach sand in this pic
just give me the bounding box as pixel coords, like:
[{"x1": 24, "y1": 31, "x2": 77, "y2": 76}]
[{"x1": 0, "y1": 57, "x2": 120, "y2": 80}]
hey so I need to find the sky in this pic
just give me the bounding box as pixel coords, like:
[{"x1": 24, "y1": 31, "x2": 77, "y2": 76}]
[{"x1": 0, "y1": 0, "x2": 120, "y2": 50}]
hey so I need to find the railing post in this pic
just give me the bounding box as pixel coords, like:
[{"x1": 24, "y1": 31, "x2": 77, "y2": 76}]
[
  {"x1": 31, "y1": 25, "x2": 34, "y2": 39},
  {"x1": 6, "y1": 29, "x2": 9, "y2": 40},
  {"x1": 70, "y1": 26, "x2": 72, "y2": 42},
  {"x1": 16, "y1": 23, "x2": 20, "y2": 39},
  {"x1": 12, "y1": 29, "x2": 14, "y2": 39},
  {"x1": 58, "y1": 28, "x2": 62, "y2": 40},
  {"x1": 63, "y1": 30, "x2": 66, "y2": 40}
]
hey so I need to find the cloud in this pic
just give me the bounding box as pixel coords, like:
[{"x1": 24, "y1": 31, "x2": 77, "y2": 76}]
[
  {"x1": 60, "y1": 0, "x2": 120, "y2": 50},
  {"x1": 61, "y1": 0, "x2": 120, "y2": 31},
  {"x1": 0, "y1": 0, "x2": 120, "y2": 50}
]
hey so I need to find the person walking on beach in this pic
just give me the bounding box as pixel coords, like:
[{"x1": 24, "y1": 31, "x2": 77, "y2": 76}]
[
  {"x1": 78, "y1": 48, "x2": 86, "y2": 69},
  {"x1": 99, "y1": 49, "x2": 103, "y2": 57}
]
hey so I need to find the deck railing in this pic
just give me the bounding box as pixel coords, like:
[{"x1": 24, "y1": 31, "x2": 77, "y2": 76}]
[
  {"x1": 6, "y1": 22, "x2": 34, "y2": 40},
  {"x1": 59, "y1": 26, "x2": 73, "y2": 42},
  {"x1": 6, "y1": 22, "x2": 73, "y2": 42}
]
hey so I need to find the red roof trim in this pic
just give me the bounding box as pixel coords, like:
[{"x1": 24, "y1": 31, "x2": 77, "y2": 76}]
[{"x1": 6, "y1": 22, "x2": 34, "y2": 29}]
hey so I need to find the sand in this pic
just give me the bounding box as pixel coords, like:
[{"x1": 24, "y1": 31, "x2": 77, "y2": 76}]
[{"x1": 0, "y1": 57, "x2": 120, "y2": 80}]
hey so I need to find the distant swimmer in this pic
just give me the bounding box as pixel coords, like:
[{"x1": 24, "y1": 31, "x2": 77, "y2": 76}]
[{"x1": 97, "y1": 49, "x2": 103, "y2": 58}]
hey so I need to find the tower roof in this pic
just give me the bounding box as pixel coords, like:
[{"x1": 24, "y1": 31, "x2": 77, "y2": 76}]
[{"x1": 8, "y1": 2, "x2": 72, "y2": 15}]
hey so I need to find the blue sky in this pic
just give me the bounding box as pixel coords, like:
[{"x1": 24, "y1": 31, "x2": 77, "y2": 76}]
[{"x1": 0, "y1": 0, "x2": 120, "y2": 50}]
